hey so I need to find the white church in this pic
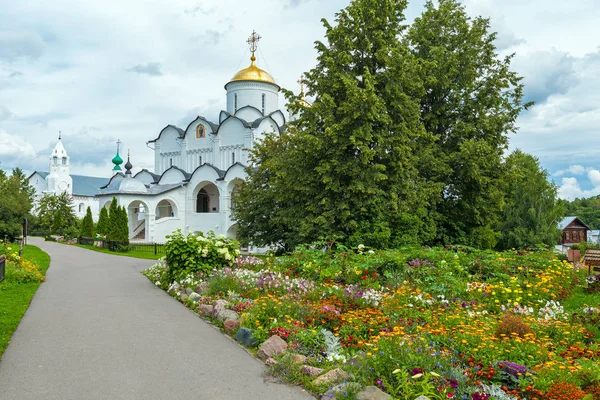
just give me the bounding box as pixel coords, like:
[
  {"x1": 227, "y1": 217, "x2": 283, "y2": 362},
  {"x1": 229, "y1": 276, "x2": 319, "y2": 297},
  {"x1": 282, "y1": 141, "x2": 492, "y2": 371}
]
[{"x1": 29, "y1": 32, "x2": 300, "y2": 243}]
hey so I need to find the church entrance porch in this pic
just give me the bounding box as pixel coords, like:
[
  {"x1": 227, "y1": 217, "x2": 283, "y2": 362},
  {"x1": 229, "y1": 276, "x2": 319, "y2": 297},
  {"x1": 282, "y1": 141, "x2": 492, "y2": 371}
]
[
  {"x1": 156, "y1": 199, "x2": 177, "y2": 219},
  {"x1": 194, "y1": 182, "x2": 220, "y2": 213},
  {"x1": 127, "y1": 200, "x2": 150, "y2": 241}
]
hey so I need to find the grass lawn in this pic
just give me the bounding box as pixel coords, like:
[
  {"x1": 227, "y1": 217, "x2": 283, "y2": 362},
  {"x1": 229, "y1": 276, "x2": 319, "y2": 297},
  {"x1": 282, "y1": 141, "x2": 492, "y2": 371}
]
[
  {"x1": 0, "y1": 245, "x2": 51, "y2": 359},
  {"x1": 70, "y1": 243, "x2": 163, "y2": 260}
]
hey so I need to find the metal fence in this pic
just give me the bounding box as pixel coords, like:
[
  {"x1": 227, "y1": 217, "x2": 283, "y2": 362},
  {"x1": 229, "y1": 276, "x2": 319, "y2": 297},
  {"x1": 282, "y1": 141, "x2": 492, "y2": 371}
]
[
  {"x1": 129, "y1": 242, "x2": 166, "y2": 255},
  {"x1": 89, "y1": 240, "x2": 166, "y2": 255}
]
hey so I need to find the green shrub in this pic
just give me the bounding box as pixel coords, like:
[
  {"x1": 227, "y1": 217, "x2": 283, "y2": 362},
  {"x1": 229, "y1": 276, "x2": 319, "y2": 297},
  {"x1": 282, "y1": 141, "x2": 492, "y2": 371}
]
[{"x1": 165, "y1": 229, "x2": 240, "y2": 282}]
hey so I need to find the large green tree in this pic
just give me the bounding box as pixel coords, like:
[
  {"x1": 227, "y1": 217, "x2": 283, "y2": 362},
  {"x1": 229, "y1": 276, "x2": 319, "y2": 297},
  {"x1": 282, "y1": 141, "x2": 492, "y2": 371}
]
[
  {"x1": 36, "y1": 192, "x2": 78, "y2": 238},
  {"x1": 79, "y1": 206, "x2": 94, "y2": 239},
  {"x1": 96, "y1": 206, "x2": 109, "y2": 236},
  {"x1": 234, "y1": 0, "x2": 439, "y2": 250},
  {"x1": 563, "y1": 197, "x2": 600, "y2": 229},
  {"x1": 497, "y1": 150, "x2": 564, "y2": 250},
  {"x1": 0, "y1": 168, "x2": 34, "y2": 239},
  {"x1": 106, "y1": 198, "x2": 129, "y2": 245},
  {"x1": 407, "y1": 0, "x2": 530, "y2": 248}
]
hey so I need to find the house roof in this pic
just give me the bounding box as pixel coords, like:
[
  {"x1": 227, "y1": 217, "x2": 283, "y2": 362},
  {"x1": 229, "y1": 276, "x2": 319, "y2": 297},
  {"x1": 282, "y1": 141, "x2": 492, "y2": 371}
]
[{"x1": 558, "y1": 216, "x2": 592, "y2": 230}]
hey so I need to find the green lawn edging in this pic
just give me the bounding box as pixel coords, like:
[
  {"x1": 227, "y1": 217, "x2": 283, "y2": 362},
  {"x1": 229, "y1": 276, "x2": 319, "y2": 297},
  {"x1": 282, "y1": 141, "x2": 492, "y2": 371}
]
[{"x1": 0, "y1": 245, "x2": 51, "y2": 359}]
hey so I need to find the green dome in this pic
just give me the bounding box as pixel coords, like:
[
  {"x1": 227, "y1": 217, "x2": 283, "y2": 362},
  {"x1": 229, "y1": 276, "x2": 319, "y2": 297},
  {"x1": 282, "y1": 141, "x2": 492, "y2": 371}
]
[{"x1": 112, "y1": 151, "x2": 123, "y2": 171}]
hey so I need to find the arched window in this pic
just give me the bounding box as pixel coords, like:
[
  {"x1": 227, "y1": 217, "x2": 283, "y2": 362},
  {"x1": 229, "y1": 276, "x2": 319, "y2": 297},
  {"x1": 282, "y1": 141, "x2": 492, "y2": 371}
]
[
  {"x1": 169, "y1": 158, "x2": 173, "y2": 167},
  {"x1": 232, "y1": 152, "x2": 235, "y2": 164},
  {"x1": 196, "y1": 125, "x2": 205, "y2": 138},
  {"x1": 196, "y1": 189, "x2": 209, "y2": 213},
  {"x1": 234, "y1": 93, "x2": 238, "y2": 112},
  {"x1": 62, "y1": 157, "x2": 67, "y2": 165},
  {"x1": 261, "y1": 93, "x2": 266, "y2": 114},
  {"x1": 79, "y1": 203, "x2": 84, "y2": 212},
  {"x1": 53, "y1": 156, "x2": 58, "y2": 165},
  {"x1": 199, "y1": 155, "x2": 202, "y2": 166}
]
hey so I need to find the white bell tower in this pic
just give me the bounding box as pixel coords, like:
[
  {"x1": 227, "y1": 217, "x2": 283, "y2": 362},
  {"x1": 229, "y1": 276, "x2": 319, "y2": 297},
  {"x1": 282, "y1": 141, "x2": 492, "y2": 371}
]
[{"x1": 47, "y1": 133, "x2": 73, "y2": 195}]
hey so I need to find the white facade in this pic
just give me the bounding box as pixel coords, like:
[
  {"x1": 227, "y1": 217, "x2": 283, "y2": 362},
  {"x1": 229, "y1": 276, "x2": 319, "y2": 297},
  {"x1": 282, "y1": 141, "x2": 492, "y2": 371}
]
[
  {"x1": 28, "y1": 138, "x2": 102, "y2": 221},
  {"x1": 28, "y1": 46, "x2": 290, "y2": 244},
  {"x1": 94, "y1": 53, "x2": 285, "y2": 242}
]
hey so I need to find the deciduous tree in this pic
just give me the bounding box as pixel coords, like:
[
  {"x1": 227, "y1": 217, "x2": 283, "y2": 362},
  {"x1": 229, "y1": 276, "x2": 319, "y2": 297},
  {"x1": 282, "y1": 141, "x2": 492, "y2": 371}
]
[
  {"x1": 407, "y1": 0, "x2": 531, "y2": 248},
  {"x1": 498, "y1": 150, "x2": 564, "y2": 249}
]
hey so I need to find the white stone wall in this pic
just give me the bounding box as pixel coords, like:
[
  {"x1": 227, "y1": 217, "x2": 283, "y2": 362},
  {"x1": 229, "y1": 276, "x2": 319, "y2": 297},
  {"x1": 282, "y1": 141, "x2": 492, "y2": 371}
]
[{"x1": 225, "y1": 81, "x2": 279, "y2": 115}]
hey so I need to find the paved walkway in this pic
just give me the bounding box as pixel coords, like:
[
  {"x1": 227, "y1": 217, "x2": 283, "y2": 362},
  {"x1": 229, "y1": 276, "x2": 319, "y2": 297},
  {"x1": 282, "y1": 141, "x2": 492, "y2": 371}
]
[{"x1": 0, "y1": 238, "x2": 314, "y2": 400}]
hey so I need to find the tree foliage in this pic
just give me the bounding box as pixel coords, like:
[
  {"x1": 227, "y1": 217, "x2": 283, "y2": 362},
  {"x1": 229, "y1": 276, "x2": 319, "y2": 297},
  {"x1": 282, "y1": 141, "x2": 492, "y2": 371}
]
[
  {"x1": 79, "y1": 206, "x2": 94, "y2": 239},
  {"x1": 234, "y1": 0, "x2": 439, "y2": 250},
  {"x1": 36, "y1": 192, "x2": 78, "y2": 238},
  {"x1": 497, "y1": 150, "x2": 564, "y2": 250},
  {"x1": 562, "y1": 197, "x2": 600, "y2": 230},
  {"x1": 96, "y1": 206, "x2": 109, "y2": 236},
  {"x1": 0, "y1": 168, "x2": 34, "y2": 239},
  {"x1": 106, "y1": 197, "x2": 129, "y2": 244},
  {"x1": 407, "y1": 0, "x2": 530, "y2": 248},
  {"x1": 233, "y1": 0, "x2": 554, "y2": 251}
]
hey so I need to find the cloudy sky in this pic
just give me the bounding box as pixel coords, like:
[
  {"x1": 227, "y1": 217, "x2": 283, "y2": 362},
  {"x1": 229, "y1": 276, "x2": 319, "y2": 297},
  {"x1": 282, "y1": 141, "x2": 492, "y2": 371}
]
[{"x1": 0, "y1": 0, "x2": 598, "y2": 200}]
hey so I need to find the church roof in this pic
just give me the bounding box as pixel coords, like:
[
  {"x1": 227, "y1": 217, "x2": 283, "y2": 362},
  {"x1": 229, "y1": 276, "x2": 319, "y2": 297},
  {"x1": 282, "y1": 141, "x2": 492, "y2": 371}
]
[
  {"x1": 98, "y1": 182, "x2": 184, "y2": 196},
  {"x1": 71, "y1": 175, "x2": 109, "y2": 197},
  {"x1": 29, "y1": 171, "x2": 108, "y2": 197},
  {"x1": 227, "y1": 57, "x2": 279, "y2": 89}
]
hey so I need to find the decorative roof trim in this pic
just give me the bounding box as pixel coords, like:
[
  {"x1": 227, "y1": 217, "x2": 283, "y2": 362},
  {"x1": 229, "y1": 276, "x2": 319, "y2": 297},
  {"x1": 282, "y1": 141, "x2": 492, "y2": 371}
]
[
  {"x1": 268, "y1": 109, "x2": 286, "y2": 125},
  {"x1": 157, "y1": 165, "x2": 191, "y2": 184},
  {"x1": 189, "y1": 163, "x2": 226, "y2": 180},
  {"x1": 133, "y1": 169, "x2": 160, "y2": 182},
  {"x1": 100, "y1": 172, "x2": 126, "y2": 189},
  {"x1": 147, "y1": 124, "x2": 185, "y2": 143},
  {"x1": 183, "y1": 116, "x2": 219, "y2": 139},
  {"x1": 251, "y1": 115, "x2": 282, "y2": 134},
  {"x1": 214, "y1": 115, "x2": 251, "y2": 135},
  {"x1": 235, "y1": 105, "x2": 264, "y2": 117},
  {"x1": 221, "y1": 162, "x2": 247, "y2": 181}
]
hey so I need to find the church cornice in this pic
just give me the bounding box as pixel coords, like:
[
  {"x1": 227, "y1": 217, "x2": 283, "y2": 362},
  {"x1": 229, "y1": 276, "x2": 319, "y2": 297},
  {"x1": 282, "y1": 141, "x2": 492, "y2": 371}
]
[
  {"x1": 186, "y1": 148, "x2": 213, "y2": 154},
  {"x1": 160, "y1": 151, "x2": 182, "y2": 157}
]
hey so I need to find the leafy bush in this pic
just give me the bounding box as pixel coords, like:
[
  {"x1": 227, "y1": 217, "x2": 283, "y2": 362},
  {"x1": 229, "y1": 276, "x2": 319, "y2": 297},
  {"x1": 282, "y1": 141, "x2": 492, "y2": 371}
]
[
  {"x1": 164, "y1": 230, "x2": 240, "y2": 282},
  {"x1": 495, "y1": 314, "x2": 532, "y2": 339}
]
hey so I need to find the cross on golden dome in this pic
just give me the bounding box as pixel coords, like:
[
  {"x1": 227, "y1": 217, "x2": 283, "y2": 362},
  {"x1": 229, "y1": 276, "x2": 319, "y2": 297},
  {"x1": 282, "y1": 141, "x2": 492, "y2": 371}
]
[{"x1": 247, "y1": 30, "x2": 261, "y2": 61}]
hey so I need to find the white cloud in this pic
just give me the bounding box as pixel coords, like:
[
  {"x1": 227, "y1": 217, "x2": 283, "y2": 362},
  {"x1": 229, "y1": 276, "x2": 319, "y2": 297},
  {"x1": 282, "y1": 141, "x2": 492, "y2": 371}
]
[
  {"x1": 0, "y1": 0, "x2": 598, "y2": 185},
  {"x1": 558, "y1": 169, "x2": 600, "y2": 200},
  {"x1": 127, "y1": 62, "x2": 163, "y2": 76},
  {"x1": 0, "y1": 130, "x2": 37, "y2": 170},
  {"x1": 554, "y1": 164, "x2": 586, "y2": 176},
  {"x1": 0, "y1": 31, "x2": 44, "y2": 61}
]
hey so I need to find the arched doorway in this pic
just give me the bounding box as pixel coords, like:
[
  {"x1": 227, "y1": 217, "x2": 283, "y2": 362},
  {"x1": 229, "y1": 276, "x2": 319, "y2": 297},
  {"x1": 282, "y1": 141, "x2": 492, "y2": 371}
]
[
  {"x1": 227, "y1": 178, "x2": 244, "y2": 211},
  {"x1": 156, "y1": 199, "x2": 177, "y2": 220},
  {"x1": 195, "y1": 183, "x2": 220, "y2": 213},
  {"x1": 127, "y1": 200, "x2": 149, "y2": 241}
]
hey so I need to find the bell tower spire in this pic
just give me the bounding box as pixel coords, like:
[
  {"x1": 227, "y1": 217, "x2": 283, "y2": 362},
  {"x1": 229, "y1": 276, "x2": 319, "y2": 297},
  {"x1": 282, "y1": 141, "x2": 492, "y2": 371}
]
[{"x1": 47, "y1": 132, "x2": 73, "y2": 195}]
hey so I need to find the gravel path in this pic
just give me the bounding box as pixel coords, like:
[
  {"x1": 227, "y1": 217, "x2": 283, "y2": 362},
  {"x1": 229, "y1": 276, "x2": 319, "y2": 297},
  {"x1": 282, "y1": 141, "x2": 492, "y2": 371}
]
[{"x1": 0, "y1": 238, "x2": 314, "y2": 400}]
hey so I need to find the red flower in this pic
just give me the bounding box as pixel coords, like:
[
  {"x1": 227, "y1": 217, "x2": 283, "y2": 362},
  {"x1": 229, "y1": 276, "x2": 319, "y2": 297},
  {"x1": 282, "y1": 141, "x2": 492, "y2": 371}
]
[{"x1": 362, "y1": 276, "x2": 367, "y2": 280}]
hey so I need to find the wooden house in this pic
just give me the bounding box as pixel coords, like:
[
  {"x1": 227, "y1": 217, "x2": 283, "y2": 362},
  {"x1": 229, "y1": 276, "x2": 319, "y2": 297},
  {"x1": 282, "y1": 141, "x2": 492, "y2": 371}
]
[{"x1": 558, "y1": 216, "x2": 591, "y2": 245}]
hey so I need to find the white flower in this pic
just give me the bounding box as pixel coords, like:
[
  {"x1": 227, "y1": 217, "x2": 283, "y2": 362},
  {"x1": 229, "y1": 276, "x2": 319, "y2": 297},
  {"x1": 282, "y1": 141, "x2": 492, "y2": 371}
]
[
  {"x1": 218, "y1": 234, "x2": 226, "y2": 239},
  {"x1": 357, "y1": 244, "x2": 365, "y2": 251},
  {"x1": 367, "y1": 250, "x2": 375, "y2": 254},
  {"x1": 155, "y1": 281, "x2": 161, "y2": 286}
]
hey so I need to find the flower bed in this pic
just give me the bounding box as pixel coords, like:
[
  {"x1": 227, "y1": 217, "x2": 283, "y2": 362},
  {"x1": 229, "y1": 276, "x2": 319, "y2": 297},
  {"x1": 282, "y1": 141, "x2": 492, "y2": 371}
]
[{"x1": 143, "y1": 238, "x2": 600, "y2": 400}]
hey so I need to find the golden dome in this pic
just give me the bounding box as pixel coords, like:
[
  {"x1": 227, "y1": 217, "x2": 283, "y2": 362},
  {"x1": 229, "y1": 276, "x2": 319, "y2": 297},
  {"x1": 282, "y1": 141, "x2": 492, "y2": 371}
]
[{"x1": 228, "y1": 56, "x2": 279, "y2": 88}]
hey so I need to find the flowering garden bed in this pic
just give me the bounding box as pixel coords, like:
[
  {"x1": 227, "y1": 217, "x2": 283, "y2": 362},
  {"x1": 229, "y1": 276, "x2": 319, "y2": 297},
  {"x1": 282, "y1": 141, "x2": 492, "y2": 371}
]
[{"x1": 143, "y1": 232, "x2": 600, "y2": 400}]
